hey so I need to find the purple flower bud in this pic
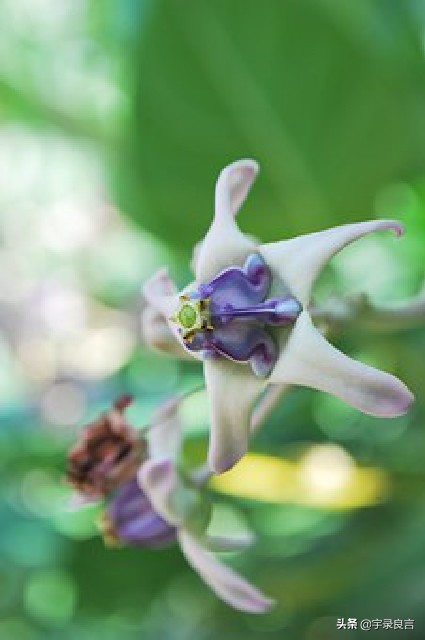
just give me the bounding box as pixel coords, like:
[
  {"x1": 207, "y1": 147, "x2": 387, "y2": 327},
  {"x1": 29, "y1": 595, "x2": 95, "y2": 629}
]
[{"x1": 103, "y1": 479, "x2": 177, "y2": 549}]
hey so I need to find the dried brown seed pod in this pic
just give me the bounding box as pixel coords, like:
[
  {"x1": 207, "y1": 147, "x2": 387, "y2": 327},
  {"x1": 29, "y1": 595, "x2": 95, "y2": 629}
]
[{"x1": 66, "y1": 395, "x2": 147, "y2": 498}]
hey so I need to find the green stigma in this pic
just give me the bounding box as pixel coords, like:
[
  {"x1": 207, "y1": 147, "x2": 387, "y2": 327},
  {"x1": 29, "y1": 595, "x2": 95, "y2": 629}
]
[
  {"x1": 171, "y1": 295, "x2": 212, "y2": 341},
  {"x1": 178, "y1": 303, "x2": 197, "y2": 329}
]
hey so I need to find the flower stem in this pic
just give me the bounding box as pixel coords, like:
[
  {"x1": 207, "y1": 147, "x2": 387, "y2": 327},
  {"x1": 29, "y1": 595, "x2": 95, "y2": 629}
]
[
  {"x1": 312, "y1": 289, "x2": 425, "y2": 333},
  {"x1": 250, "y1": 384, "x2": 290, "y2": 435}
]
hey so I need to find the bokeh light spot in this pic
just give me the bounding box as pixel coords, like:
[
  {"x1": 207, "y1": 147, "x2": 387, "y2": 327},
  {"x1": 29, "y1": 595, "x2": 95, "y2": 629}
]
[
  {"x1": 68, "y1": 326, "x2": 135, "y2": 379},
  {"x1": 40, "y1": 381, "x2": 86, "y2": 426},
  {"x1": 298, "y1": 444, "x2": 355, "y2": 498},
  {"x1": 212, "y1": 449, "x2": 389, "y2": 510},
  {"x1": 52, "y1": 500, "x2": 100, "y2": 540},
  {"x1": 24, "y1": 569, "x2": 76, "y2": 626}
]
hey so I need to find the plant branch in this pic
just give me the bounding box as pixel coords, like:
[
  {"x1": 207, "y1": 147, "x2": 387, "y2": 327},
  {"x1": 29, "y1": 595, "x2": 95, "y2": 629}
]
[
  {"x1": 311, "y1": 289, "x2": 425, "y2": 333},
  {"x1": 250, "y1": 384, "x2": 290, "y2": 435}
]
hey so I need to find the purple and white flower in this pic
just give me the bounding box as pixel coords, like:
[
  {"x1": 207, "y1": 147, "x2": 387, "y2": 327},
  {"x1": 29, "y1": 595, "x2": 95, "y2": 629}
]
[
  {"x1": 143, "y1": 159, "x2": 414, "y2": 473},
  {"x1": 108, "y1": 396, "x2": 274, "y2": 614},
  {"x1": 69, "y1": 396, "x2": 273, "y2": 614}
]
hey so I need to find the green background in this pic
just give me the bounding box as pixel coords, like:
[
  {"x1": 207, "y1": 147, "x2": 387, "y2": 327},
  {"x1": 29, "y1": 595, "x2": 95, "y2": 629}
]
[{"x1": 1, "y1": 1, "x2": 425, "y2": 638}]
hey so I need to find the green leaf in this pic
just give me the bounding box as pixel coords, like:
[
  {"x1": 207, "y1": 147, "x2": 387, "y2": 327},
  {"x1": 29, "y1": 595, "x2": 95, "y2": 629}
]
[{"x1": 114, "y1": 0, "x2": 425, "y2": 250}]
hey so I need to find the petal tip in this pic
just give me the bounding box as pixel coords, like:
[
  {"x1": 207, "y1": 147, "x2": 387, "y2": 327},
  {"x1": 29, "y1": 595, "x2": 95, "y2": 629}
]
[
  {"x1": 386, "y1": 220, "x2": 405, "y2": 237},
  {"x1": 178, "y1": 530, "x2": 275, "y2": 614},
  {"x1": 389, "y1": 387, "x2": 414, "y2": 417},
  {"x1": 138, "y1": 457, "x2": 172, "y2": 490},
  {"x1": 215, "y1": 158, "x2": 260, "y2": 214},
  {"x1": 221, "y1": 157, "x2": 259, "y2": 177},
  {"x1": 142, "y1": 268, "x2": 177, "y2": 301},
  {"x1": 208, "y1": 446, "x2": 247, "y2": 474},
  {"x1": 234, "y1": 590, "x2": 276, "y2": 615},
  {"x1": 251, "y1": 595, "x2": 276, "y2": 615},
  {"x1": 241, "y1": 157, "x2": 260, "y2": 176},
  {"x1": 369, "y1": 383, "x2": 414, "y2": 418}
]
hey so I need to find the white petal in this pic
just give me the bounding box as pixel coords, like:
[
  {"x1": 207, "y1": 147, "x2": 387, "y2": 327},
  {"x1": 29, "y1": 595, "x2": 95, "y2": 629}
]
[
  {"x1": 143, "y1": 268, "x2": 180, "y2": 317},
  {"x1": 215, "y1": 158, "x2": 259, "y2": 220},
  {"x1": 196, "y1": 159, "x2": 258, "y2": 283},
  {"x1": 138, "y1": 458, "x2": 183, "y2": 526},
  {"x1": 149, "y1": 396, "x2": 184, "y2": 460},
  {"x1": 143, "y1": 271, "x2": 204, "y2": 361},
  {"x1": 190, "y1": 239, "x2": 202, "y2": 275},
  {"x1": 141, "y1": 305, "x2": 191, "y2": 359},
  {"x1": 259, "y1": 219, "x2": 404, "y2": 304},
  {"x1": 204, "y1": 359, "x2": 266, "y2": 473},
  {"x1": 178, "y1": 529, "x2": 274, "y2": 614},
  {"x1": 140, "y1": 458, "x2": 203, "y2": 529},
  {"x1": 270, "y1": 311, "x2": 414, "y2": 417}
]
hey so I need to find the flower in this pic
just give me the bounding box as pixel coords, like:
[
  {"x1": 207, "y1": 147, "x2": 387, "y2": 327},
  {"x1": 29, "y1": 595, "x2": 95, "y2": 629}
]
[
  {"x1": 101, "y1": 477, "x2": 178, "y2": 548},
  {"x1": 66, "y1": 395, "x2": 147, "y2": 499},
  {"x1": 143, "y1": 159, "x2": 414, "y2": 473},
  {"x1": 141, "y1": 303, "x2": 190, "y2": 359},
  {"x1": 69, "y1": 395, "x2": 274, "y2": 614}
]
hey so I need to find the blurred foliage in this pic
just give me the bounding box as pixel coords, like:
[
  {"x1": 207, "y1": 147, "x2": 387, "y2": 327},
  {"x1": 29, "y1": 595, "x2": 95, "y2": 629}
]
[
  {"x1": 0, "y1": 0, "x2": 425, "y2": 639},
  {"x1": 116, "y1": 0, "x2": 425, "y2": 251}
]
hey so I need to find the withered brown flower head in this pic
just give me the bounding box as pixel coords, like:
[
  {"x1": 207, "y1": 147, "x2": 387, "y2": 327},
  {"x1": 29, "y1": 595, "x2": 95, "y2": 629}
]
[{"x1": 66, "y1": 395, "x2": 148, "y2": 498}]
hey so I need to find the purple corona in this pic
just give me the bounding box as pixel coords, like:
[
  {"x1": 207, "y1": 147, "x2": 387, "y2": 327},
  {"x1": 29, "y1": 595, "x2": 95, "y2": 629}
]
[
  {"x1": 171, "y1": 254, "x2": 302, "y2": 377},
  {"x1": 104, "y1": 478, "x2": 177, "y2": 549}
]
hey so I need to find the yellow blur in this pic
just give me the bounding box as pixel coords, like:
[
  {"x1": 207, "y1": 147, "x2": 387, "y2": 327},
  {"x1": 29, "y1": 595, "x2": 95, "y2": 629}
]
[{"x1": 210, "y1": 445, "x2": 389, "y2": 510}]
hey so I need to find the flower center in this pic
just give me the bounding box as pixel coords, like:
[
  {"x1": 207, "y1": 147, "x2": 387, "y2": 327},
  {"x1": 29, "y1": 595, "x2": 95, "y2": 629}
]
[
  {"x1": 178, "y1": 303, "x2": 198, "y2": 329},
  {"x1": 172, "y1": 296, "x2": 212, "y2": 341},
  {"x1": 171, "y1": 254, "x2": 302, "y2": 377}
]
